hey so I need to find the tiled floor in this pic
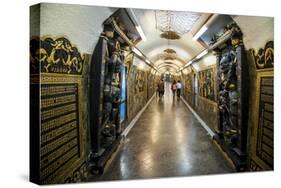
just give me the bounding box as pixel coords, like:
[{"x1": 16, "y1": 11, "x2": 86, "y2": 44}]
[{"x1": 88, "y1": 83, "x2": 234, "y2": 182}]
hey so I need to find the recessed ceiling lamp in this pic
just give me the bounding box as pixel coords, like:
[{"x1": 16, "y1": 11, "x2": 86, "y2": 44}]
[
  {"x1": 184, "y1": 60, "x2": 193, "y2": 67},
  {"x1": 196, "y1": 49, "x2": 208, "y2": 59},
  {"x1": 193, "y1": 25, "x2": 208, "y2": 41},
  {"x1": 136, "y1": 25, "x2": 147, "y2": 41},
  {"x1": 132, "y1": 47, "x2": 143, "y2": 57},
  {"x1": 126, "y1": 9, "x2": 147, "y2": 42}
]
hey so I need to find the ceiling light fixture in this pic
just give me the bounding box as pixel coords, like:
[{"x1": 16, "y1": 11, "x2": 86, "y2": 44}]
[
  {"x1": 184, "y1": 60, "x2": 193, "y2": 67},
  {"x1": 126, "y1": 8, "x2": 147, "y2": 42},
  {"x1": 196, "y1": 49, "x2": 208, "y2": 59},
  {"x1": 136, "y1": 25, "x2": 147, "y2": 42},
  {"x1": 193, "y1": 25, "x2": 208, "y2": 41},
  {"x1": 132, "y1": 47, "x2": 143, "y2": 57}
]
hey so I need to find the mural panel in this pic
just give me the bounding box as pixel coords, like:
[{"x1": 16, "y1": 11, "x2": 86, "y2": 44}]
[
  {"x1": 198, "y1": 67, "x2": 215, "y2": 101},
  {"x1": 184, "y1": 73, "x2": 193, "y2": 105},
  {"x1": 135, "y1": 69, "x2": 145, "y2": 93}
]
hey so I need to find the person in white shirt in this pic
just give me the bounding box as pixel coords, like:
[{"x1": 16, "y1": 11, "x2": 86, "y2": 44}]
[{"x1": 176, "y1": 80, "x2": 182, "y2": 97}]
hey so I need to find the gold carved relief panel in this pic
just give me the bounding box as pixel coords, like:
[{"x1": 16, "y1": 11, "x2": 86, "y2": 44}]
[
  {"x1": 30, "y1": 35, "x2": 88, "y2": 184},
  {"x1": 248, "y1": 41, "x2": 274, "y2": 171}
]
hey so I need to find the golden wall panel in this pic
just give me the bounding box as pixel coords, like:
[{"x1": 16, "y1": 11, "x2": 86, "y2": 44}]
[
  {"x1": 248, "y1": 71, "x2": 274, "y2": 171},
  {"x1": 248, "y1": 41, "x2": 274, "y2": 171},
  {"x1": 30, "y1": 35, "x2": 90, "y2": 184},
  {"x1": 198, "y1": 66, "x2": 216, "y2": 101},
  {"x1": 40, "y1": 74, "x2": 87, "y2": 184}
]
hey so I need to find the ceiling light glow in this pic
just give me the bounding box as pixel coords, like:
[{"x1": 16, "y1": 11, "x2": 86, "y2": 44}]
[{"x1": 193, "y1": 25, "x2": 208, "y2": 41}]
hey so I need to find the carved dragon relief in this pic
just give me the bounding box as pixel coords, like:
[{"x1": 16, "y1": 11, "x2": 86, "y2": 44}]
[
  {"x1": 250, "y1": 41, "x2": 274, "y2": 69},
  {"x1": 30, "y1": 36, "x2": 85, "y2": 74}
]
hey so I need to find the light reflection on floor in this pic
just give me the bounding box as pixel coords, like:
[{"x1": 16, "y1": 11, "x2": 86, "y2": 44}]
[{"x1": 88, "y1": 81, "x2": 234, "y2": 182}]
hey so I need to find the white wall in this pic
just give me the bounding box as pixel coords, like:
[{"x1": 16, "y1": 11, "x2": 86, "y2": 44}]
[
  {"x1": 192, "y1": 53, "x2": 216, "y2": 72},
  {"x1": 133, "y1": 55, "x2": 151, "y2": 71},
  {"x1": 233, "y1": 15, "x2": 274, "y2": 51},
  {"x1": 31, "y1": 3, "x2": 116, "y2": 54},
  {"x1": 189, "y1": 15, "x2": 273, "y2": 72}
]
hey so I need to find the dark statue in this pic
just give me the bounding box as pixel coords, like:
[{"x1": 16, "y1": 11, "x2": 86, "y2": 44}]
[
  {"x1": 218, "y1": 49, "x2": 238, "y2": 146},
  {"x1": 88, "y1": 23, "x2": 125, "y2": 173},
  {"x1": 214, "y1": 23, "x2": 249, "y2": 171}
]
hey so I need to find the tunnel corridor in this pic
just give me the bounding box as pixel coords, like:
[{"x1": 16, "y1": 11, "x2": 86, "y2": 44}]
[
  {"x1": 88, "y1": 82, "x2": 233, "y2": 181},
  {"x1": 30, "y1": 3, "x2": 274, "y2": 185}
]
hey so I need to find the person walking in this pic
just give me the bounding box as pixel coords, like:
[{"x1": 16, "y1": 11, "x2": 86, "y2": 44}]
[
  {"x1": 176, "y1": 80, "x2": 182, "y2": 98},
  {"x1": 157, "y1": 79, "x2": 165, "y2": 99},
  {"x1": 171, "y1": 80, "x2": 177, "y2": 97}
]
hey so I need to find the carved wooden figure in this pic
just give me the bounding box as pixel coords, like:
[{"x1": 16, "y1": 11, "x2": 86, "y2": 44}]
[
  {"x1": 213, "y1": 23, "x2": 249, "y2": 171},
  {"x1": 89, "y1": 23, "x2": 124, "y2": 174}
]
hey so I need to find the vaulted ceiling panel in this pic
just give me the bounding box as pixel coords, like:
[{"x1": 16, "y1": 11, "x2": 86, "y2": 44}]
[{"x1": 130, "y1": 8, "x2": 211, "y2": 74}]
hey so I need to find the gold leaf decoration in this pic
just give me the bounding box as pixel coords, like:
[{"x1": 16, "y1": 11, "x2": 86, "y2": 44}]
[
  {"x1": 163, "y1": 48, "x2": 176, "y2": 54},
  {"x1": 30, "y1": 35, "x2": 85, "y2": 74},
  {"x1": 160, "y1": 31, "x2": 180, "y2": 40},
  {"x1": 250, "y1": 41, "x2": 274, "y2": 69}
]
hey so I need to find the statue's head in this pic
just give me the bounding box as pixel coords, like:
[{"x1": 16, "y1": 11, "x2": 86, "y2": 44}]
[{"x1": 104, "y1": 24, "x2": 114, "y2": 38}]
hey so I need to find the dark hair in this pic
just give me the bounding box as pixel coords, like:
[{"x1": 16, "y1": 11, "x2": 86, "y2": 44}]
[{"x1": 103, "y1": 24, "x2": 114, "y2": 32}]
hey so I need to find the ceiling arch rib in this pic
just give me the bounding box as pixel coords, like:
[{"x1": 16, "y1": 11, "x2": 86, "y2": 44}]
[
  {"x1": 157, "y1": 63, "x2": 179, "y2": 71},
  {"x1": 154, "y1": 58, "x2": 184, "y2": 68},
  {"x1": 158, "y1": 65, "x2": 178, "y2": 73},
  {"x1": 157, "y1": 62, "x2": 180, "y2": 68},
  {"x1": 145, "y1": 44, "x2": 193, "y2": 63}
]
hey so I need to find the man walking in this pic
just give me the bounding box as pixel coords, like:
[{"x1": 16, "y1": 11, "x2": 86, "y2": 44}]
[{"x1": 176, "y1": 80, "x2": 182, "y2": 98}]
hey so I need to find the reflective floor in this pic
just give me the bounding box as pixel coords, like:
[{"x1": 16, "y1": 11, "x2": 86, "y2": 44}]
[{"x1": 88, "y1": 82, "x2": 234, "y2": 182}]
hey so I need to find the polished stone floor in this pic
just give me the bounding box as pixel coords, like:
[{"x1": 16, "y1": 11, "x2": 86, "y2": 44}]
[{"x1": 88, "y1": 83, "x2": 234, "y2": 182}]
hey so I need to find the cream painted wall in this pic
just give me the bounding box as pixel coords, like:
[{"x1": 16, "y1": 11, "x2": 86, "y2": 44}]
[
  {"x1": 233, "y1": 15, "x2": 273, "y2": 51},
  {"x1": 133, "y1": 55, "x2": 151, "y2": 71},
  {"x1": 31, "y1": 3, "x2": 116, "y2": 54},
  {"x1": 192, "y1": 53, "x2": 216, "y2": 72},
  {"x1": 188, "y1": 16, "x2": 273, "y2": 72}
]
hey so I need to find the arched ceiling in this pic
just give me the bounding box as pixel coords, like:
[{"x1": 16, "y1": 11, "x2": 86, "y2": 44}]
[
  {"x1": 131, "y1": 9, "x2": 211, "y2": 73},
  {"x1": 158, "y1": 65, "x2": 177, "y2": 74}
]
